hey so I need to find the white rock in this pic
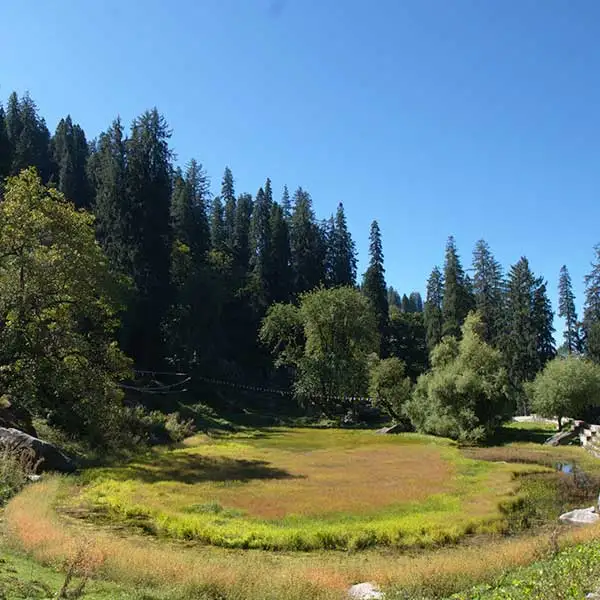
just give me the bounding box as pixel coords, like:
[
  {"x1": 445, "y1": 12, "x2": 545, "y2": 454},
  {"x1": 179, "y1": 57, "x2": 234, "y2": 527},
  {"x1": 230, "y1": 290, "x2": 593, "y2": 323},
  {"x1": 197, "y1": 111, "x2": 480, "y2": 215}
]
[
  {"x1": 559, "y1": 506, "x2": 600, "y2": 525},
  {"x1": 348, "y1": 582, "x2": 384, "y2": 599}
]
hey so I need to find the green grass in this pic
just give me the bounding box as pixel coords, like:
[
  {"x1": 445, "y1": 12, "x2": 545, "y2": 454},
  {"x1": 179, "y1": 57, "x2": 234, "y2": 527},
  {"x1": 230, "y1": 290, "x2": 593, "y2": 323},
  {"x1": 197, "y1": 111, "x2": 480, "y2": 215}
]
[
  {"x1": 0, "y1": 541, "x2": 173, "y2": 599},
  {"x1": 70, "y1": 428, "x2": 546, "y2": 551}
]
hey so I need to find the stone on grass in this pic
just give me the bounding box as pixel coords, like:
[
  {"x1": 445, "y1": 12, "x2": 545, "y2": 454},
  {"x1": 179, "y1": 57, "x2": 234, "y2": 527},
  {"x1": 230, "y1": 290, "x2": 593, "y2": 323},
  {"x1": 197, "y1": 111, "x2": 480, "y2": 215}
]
[
  {"x1": 559, "y1": 506, "x2": 599, "y2": 525},
  {"x1": 0, "y1": 427, "x2": 76, "y2": 473},
  {"x1": 348, "y1": 582, "x2": 384, "y2": 599}
]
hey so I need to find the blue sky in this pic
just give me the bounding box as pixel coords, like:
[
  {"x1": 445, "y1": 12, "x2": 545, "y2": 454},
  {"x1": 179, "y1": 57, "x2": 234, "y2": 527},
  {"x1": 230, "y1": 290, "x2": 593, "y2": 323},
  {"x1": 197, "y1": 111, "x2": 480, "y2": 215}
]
[{"x1": 1, "y1": 0, "x2": 599, "y2": 334}]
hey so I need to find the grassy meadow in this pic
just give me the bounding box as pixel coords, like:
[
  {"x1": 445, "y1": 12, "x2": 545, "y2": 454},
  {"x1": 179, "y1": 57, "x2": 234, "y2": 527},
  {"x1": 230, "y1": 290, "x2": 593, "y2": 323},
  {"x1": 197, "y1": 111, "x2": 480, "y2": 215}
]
[
  {"x1": 4, "y1": 422, "x2": 600, "y2": 599},
  {"x1": 70, "y1": 428, "x2": 546, "y2": 551}
]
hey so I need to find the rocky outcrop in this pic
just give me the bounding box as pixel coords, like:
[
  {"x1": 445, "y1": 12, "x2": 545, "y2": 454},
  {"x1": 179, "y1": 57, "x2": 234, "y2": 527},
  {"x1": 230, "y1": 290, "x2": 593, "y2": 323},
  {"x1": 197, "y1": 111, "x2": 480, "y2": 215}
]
[{"x1": 0, "y1": 427, "x2": 76, "y2": 473}]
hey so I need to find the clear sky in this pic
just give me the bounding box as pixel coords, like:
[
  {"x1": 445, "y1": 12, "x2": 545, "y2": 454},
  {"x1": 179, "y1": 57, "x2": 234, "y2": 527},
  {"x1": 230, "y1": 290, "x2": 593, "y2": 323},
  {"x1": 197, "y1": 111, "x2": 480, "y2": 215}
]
[{"x1": 1, "y1": 0, "x2": 599, "y2": 331}]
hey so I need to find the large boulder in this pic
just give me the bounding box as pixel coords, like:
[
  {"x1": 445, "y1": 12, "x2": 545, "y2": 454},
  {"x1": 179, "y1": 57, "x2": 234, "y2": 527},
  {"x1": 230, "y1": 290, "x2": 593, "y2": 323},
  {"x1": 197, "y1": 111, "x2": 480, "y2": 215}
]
[
  {"x1": 559, "y1": 506, "x2": 600, "y2": 525},
  {"x1": 0, "y1": 427, "x2": 76, "y2": 473}
]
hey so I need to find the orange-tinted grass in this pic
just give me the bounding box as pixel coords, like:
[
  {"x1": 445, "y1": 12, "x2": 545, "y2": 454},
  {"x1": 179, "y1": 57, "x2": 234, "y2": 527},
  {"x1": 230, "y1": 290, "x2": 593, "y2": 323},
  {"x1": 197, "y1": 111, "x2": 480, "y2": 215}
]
[{"x1": 7, "y1": 476, "x2": 600, "y2": 599}]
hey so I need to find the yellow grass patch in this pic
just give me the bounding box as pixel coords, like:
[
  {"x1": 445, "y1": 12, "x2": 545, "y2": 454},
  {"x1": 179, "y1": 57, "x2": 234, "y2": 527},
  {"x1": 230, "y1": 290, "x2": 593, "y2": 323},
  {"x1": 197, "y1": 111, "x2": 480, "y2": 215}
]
[
  {"x1": 6, "y1": 476, "x2": 600, "y2": 599},
  {"x1": 71, "y1": 429, "x2": 543, "y2": 550}
]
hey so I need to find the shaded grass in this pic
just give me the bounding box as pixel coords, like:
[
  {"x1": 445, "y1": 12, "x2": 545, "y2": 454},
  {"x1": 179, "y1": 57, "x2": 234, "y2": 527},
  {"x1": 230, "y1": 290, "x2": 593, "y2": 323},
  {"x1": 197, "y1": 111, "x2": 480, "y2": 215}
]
[
  {"x1": 71, "y1": 428, "x2": 544, "y2": 550},
  {"x1": 6, "y1": 477, "x2": 600, "y2": 600}
]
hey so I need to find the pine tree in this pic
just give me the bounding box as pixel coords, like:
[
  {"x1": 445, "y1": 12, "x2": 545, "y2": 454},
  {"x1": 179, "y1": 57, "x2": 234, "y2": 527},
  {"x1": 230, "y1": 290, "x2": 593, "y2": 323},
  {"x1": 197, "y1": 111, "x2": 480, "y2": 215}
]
[
  {"x1": 124, "y1": 109, "x2": 173, "y2": 368},
  {"x1": 401, "y1": 294, "x2": 411, "y2": 313},
  {"x1": 388, "y1": 287, "x2": 402, "y2": 309},
  {"x1": 442, "y1": 236, "x2": 473, "y2": 338},
  {"x1": 6, "y1": 92, "x2": 52, "y2": 181},
  {"x1": 424, "y1": 266, "x2": 444, "y2": 352},
  {"x1": 281, "y1": 184, "x2": 292, "y2": 221},
  {"x1": 210, "y1": 197, "x2": 226, "y2": 253},
  {"x1": 89, "y1": 118, "x2": 129, "y2": 274},
  {"x1": 503, "y1": 257, "x2": 540, "y2": 413},
  {"x1": 409, "y1": 292, "x2": 424, "y2": 313},
  {"x1": 0, "y1": 104, "x2": 11, "y2": 178},
  {"x1": 472, "y1": 239, "x2": 505, "y2": 345},
  {"x1": 558, "y1": 265, "x2": 580, "y2": 354},
  {"x1": 362, "y1": 220, "x2": 389, "y2": 355},
  {"x1": 268, "y1": 202, "x2": 292, "y2": 303},
  {"x1": 330, "y1": 202, "x2": 357, "y2": 286},
  {"x1": 533, "y1": 280, "x2": 556, "y2": 368},
  {"x1": 584, "y1": 245, "x2": 600, "y2": 362},
  {"x1": 221, "y1": 167, "x2": 236, "y2": 254},
  {"x1": 250, "y1": 186, "x2": 272, "y2": 302},
  {"x1": 51, "y1": 115, "x2": 91, "y2": 208},
  {"x1": 184, "y1": 159, "x2": 211, "y2": 259},
  {"x1": 289, "y1": 187, "x2": 325, "y2": 294},
  {"x1": 233, "y1": 193, "x2": 253, "y2": 270}
]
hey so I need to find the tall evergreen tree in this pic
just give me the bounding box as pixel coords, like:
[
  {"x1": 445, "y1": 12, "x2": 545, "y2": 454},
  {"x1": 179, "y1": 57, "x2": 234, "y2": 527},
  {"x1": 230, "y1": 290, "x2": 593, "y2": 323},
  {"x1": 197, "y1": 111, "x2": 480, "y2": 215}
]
[
  {"x1": 51, "y1": 115, "x2": 91, "y2": 208},
  {"x1": 289, "y1": 187, "x2": 325, "y2": 294},
  {"x1": 89, "y1": 118, "x2": 129, "y2": 274},
  {"x1": 558, "y1": 265, "x2": 580, "y2": 354},
  {"x1": 424, "y1": 266, "x2": 444, "y2": 352},
  {"x1": 388, "y1": 286, "x2": 402, "y2": 309},
  {"x1": 184, "y1": 159, "x2": 211, "y2": 259},
  {"x1": 442, "y1": 236, "x2": 473, "y2": 338},
  {"x1": 268, "y1": 202, "x2": 292, "y2": 303},
  {"x1": 401, "y1": 294, "x2": 411, "y2": 313},
  {"x1": 362, "y1": 220, "x2": 389, "y2": 355},
  {"x1": 221, "y1": 166, "x2": 236, "y2": 253},
  {"x1": 210, "y1": 197, "x2": 226, "y2": 253},
  {"x1": 584, "y1": 245, "x2": 600, "y2": 362},
  {"x1": 0, "y1": 104, "x2": 11, "y2": 178},
  {"x1": 533, "y1": 280, "x2": 556, "y2": 368},
  {"x1": 503, "y1": 257, "x2": 540, "y2": 413},
  {"x1": 233, "y1": 193, "x2": 253, "y2": 271},
  {"x1": 472, "y1": 239, "x2": 505, "y2": 346},
  {"x1": 6, "y1": 92, "x2": 52, "y2": 181},
  {"x1": 330, "y1": 202, "x2": 357, "y2": 286},
  {"x1": 250, "y1": 186, "x2": 272, "y2": 303},
  {"x1": 281, "y1": 184, "x2": 292, "y2": 221},
  {"x1": 409, "y1": 291, "x2": 424, "y2": 313},
  {"x1": 124, "y1": 109, "x2": 173, "y2": 368}
]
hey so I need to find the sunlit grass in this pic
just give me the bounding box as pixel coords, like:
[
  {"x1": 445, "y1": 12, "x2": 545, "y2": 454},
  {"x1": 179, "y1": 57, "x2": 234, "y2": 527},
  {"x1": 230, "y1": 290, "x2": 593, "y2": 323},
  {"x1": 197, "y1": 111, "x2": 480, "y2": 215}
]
[
  {"x1": 71, "y1": 428, "x2": 545, "y2": 550},
  {"x1": 7, "y1": 476, "x2": 600, "y2": 599}
]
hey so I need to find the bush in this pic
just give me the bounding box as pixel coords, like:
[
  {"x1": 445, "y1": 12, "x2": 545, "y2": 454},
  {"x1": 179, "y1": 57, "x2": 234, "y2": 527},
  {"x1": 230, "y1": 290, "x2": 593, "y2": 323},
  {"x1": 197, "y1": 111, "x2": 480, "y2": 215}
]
[
  {"x1": 405, "y1": 312, "x2": 511, "y2": 443},
  {"x1": 368, "y1": 356, "x2": 413, "y2": 423},
  {"x1": 529, "y1": 356, "x2": 600, "y2": 429},
  {"x1": 124, "y1": 406, "x2": 196, "y2": 446},
  {"x1": 0, "y1": 443, "x2": 40, "y2": 505}
]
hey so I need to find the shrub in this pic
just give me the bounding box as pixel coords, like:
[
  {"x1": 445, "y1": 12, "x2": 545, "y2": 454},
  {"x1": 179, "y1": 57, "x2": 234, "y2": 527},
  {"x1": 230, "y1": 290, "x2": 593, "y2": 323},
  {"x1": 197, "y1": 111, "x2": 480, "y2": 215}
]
[
  {"x1": 0, "y1": 443, "x2": 40, "y2": 505},
  {"x1": 405, "y1": 312, "x2": 511, "y2": 443},
  {"x1": 368, "y1": 356, "x2": 413, "y2": 423},
  {"x1": 529, "y1": 356, "x2": 600, "y2": 429}
]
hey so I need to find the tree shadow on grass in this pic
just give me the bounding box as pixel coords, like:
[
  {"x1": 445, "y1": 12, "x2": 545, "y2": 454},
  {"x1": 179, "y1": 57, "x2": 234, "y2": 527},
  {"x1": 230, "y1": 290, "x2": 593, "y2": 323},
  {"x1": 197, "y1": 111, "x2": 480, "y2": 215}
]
[
  {"x1": 109, "y1": 453, "x2": 304, "y2": 485},
  {"x1": 484, "y1": 424, "x2": 556, "y2": 447}
]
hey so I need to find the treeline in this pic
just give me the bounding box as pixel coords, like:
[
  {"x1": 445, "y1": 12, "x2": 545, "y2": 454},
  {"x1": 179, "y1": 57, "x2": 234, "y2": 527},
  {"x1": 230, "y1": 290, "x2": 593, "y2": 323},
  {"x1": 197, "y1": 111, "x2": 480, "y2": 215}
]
[
  {"x1": 2, "y1": 89, "x2": 600, "y2": 427},
  {"x1": 0, "y1": 91, "x2": 424, "y2": 395}
]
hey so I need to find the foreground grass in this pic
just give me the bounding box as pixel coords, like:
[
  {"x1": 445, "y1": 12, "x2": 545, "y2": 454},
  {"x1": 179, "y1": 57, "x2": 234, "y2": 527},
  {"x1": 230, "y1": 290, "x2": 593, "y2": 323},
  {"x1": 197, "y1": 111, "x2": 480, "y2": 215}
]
[
  {"x1": 71, "y1": 428, "x2": 546, "y2": 551},
  {"x1": 6, "y1": 476, "x2": 600, "y2": 599}
]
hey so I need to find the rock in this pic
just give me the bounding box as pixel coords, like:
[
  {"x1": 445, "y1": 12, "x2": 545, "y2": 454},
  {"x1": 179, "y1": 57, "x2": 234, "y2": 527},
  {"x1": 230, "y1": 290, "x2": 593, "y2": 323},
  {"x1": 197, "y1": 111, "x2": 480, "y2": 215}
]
[
  {"x1": 586, "y1": 593, "x2": 600, "y2": 599},
  {"x1": 0, "y1": 427, "x2": 76, "y2": 473},
  {"x1": 559, "y1": 506, "x2": 600, "y2": 525},
  {"x1": 376, "y1": 423, "x2": 404, "y2": 435},
  {"x1": 348, "y1": 582, "x2": 384, "y2": 599}
]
